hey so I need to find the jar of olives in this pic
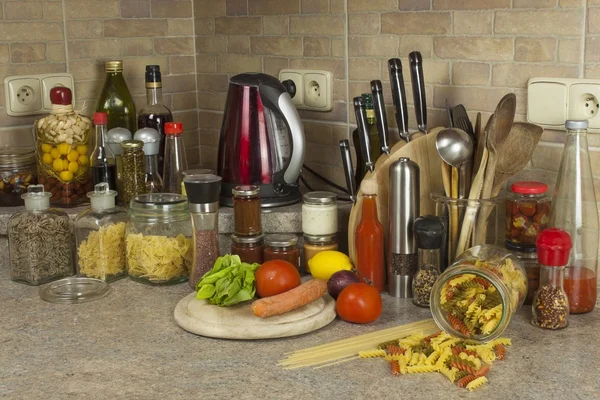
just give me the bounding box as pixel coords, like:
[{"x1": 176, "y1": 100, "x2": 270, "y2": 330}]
[
  {"x1": 505, "y1": 182, "x2": 551, "y2": 247},
  {"x1": 0, "y1": 148, "x2": 37, "y2": 207}
]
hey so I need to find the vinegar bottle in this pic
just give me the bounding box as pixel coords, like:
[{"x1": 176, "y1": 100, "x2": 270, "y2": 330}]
[
  {"x1": 162, "y1": 122, "x2": 188, "y2": 194},
  {"x1": 90, "y1": 112, "x2": 117, "y2": 190}
]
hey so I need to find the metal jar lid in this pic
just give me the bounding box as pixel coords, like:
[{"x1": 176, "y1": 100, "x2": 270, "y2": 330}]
[
  {"x1": 121, "y1": 139, "x2": 144, "y2": 150},
  {"x1": 232, "y1": 185, "x2": 260, "y2": 197},
  {"x1": 105, "y1": 60, "x2": 123, "y2": 72},
  {"x1": 231, "y1": 234, "x2": 265, "y2": 245},
  {"x1": 0, "y1": 148, "x2": 36, "y2": 169},
  {"x1": 303, "y1": 191, "x2": 337, "y2": 206},
  {"x1": 265, "y1": 233, "x2": 298, "y2": 248},
  {"x1": 303, "y1": 234, "x2": 337, "y2": 244}
]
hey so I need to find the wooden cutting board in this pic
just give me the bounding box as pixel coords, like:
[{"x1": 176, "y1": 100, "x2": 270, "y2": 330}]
[
  {"x1": 174, "y1": 292, "x2": 336, "y2": 340},
  {"x1": 348, "y1": 127, "x2": 444, "y2": 264}
]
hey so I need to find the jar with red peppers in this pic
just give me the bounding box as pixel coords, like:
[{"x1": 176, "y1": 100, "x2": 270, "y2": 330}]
[{"x1": 505, "y1": 182, "x2": 551, "y2": 247}]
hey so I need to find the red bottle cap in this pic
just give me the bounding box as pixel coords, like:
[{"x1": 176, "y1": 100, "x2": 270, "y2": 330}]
[
  {"x1": 93, "y1": 112, "x2": 107, "y2": 125},
  {"x1": 165, "y1": 122, "x2": 183, "y2": 135},
  {"x1": 49, "y1": 87, "x2": 72, "y2": 106},
  {"x1": 511, "y1": 181, "x2": 548, "y2": 194},
  {"x1": 536, "y1": 228, "x2": 572, "y2": 266}
]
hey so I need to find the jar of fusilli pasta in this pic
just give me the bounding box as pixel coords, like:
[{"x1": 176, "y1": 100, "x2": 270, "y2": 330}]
[{"x1": 430, "y1": 245, "x2": 527, "y2": 341}]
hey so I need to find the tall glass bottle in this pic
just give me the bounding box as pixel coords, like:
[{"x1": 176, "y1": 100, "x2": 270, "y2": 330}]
[
  {"x1": 549, "y1": 119, "x2": 599, "y2": 314},
  {"x1": 138, "y1": 65, "x2": 173, "y2": 173},
  {"x1": 96, "y1": 60, "x2": 136, "y2": 132},
  {"x1": 90, "y1": 112, "x2": 117, "y2": 190},
  {"x1": 163, "y1": 122, "x2": 188, "y2": 194},
  {"x1": 352, "y1": 93, "x2": 380, "y2": 188},
  {"x1": 134, "y1": 127, "x2": 163, "y2": 193},
  {"x1": 355, "y1": 179, "x2": 384, "y2": 292}
]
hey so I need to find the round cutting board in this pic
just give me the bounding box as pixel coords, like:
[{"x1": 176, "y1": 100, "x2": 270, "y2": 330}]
[{"x1": 174, "y1": 292, "x2": 336, "y2": 340}]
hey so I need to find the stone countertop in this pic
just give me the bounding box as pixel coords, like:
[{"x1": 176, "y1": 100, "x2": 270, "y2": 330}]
[{"x1": 2, "y1": 272, "x2": 599, "y2": 400}]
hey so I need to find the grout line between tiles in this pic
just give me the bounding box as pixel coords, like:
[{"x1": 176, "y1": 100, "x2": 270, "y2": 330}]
[
  {"x1": 581, "y1": 0, "x2": 588, "y2": 78},
  {"x1": 191, "y1": 0, "x2": 202, "y2": 164}
]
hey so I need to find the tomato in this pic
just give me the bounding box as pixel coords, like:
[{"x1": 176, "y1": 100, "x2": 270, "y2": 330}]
[
  {"x1": 255, "y1": 260, "x2": 301, "y2": 298},
  {"x1": 336, "y1": 283, "x2": 382, "y2": 324}
]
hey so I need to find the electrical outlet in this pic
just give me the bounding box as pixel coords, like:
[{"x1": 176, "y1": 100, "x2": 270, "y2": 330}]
[
  {"x1": 278, "y1": 69, "x2": 332, "y2": 111},
  {"x1": 4, "y1": 73, "x2": 74, "y2": 116}
]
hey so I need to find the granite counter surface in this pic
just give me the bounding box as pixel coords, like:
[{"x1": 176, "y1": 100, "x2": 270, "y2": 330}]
[{"x1": 1, "y1": 272, "x2": 599, "y2": 400}]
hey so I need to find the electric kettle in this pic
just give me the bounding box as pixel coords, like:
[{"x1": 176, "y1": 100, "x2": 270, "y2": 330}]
[{"x1": 217, "y1": 73, "x2": 305, "y2": 207}]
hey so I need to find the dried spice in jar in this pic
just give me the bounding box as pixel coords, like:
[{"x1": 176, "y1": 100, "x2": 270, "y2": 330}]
[
  {"x1": 0, "y1": 149, "x2": 37, "y2": 207},
  {"x1": 264, "y1": 234, "x2": 300, "y2": 272},
  {"x1": 232, "y1": 234, "x2": 264, "y2": 265},
  {"x1": 232, "y1": 185, "x2": 261, "y2": 236},
  {"x1": 412, "y1": 216, "x2": 444, "y2": 308},
  {"x1": 121, "y1": 140, "x2": 147, "y2": 207},
  {"x1": 505, "y1": 182, "x2": 551, "y2": 247}
]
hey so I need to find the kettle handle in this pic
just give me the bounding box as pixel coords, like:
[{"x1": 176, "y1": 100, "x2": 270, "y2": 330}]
[{"x1": 277, "y1": 92, "x2": 305, "y2": 184}]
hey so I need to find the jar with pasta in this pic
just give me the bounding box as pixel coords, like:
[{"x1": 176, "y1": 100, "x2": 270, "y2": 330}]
[
  {"x1": 74, "y1": 183, "x2": 128, "y2": 282},
  {"x1": 35, "y1": 87, "x2": 92, "y2": 207},
  {"x1": 430, "y1": 245, "x2": 527, "y2": 341},
  {"x1": 126, "y1": 193, "x2": 193, "y2": 285}
]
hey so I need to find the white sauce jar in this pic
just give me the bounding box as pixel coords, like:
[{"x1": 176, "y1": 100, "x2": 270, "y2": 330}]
[{"x1": 302, "y1": 191, "x2": 338, "y2": 236}]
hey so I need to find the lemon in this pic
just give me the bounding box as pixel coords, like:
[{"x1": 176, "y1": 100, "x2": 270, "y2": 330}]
[
  {"x1": 58, "y1": 143, "x2": 71, "y2": 155},
  {"x1": 67, "y1": 149, "x2": 80, "y2": 162},
  {"x1": 68, "y1": 161, "x2": 79, "y2": 173},
  {"x1": 308, "y1": 251, "x2": 353, "y2": 281},
  {"x1": 42, "y1": 153, "x2": 53, "y2": 165},
  {"x1": 78, "y1": 155, "x2": 89, "y2": 166},
  {"x1": 52, "y1": 158, "x2": 64, "y2": 172},
  {"x1": 59, "y1": 171, "x2": 74, "y2": 182},
  {"x1": 50, "y1": 148, "x2": 61, "y2": 159},
  {"x1": 41, "y1": 144, "x2": 53, "y2": 153},
  {"x1": 76, "y1": 144, "x2": 88, "y2": 155}
]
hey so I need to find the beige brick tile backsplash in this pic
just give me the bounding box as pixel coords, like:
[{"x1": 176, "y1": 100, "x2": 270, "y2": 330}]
[{"x1": 381, "y1": 12, "x2": 451, "y2": 35}]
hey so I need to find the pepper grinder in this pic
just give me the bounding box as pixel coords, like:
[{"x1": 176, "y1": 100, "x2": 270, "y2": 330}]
[{"x1": 388, "y1": 157, "x2": 420, "y2": 297}]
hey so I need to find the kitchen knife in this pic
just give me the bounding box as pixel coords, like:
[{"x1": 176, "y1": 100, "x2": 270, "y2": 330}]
[
  {"x1": 387, "y1": 58, "x2": 410, "y2": 142},
  {"x1": 409, "y1": 51, "x2": 427, "y2": 134},
  {"x1": 370, "y1": 80, "x2": 391, "y2": 155},
  {"x1": 353, "y1": 96, "x2": 374, "y2": 173},
  {"x1": 339, "y1": 139, "x2": 357, "y2": 203}
]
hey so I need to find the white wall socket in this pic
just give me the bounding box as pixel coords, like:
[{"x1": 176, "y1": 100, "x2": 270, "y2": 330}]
[
  {"x1": 279, "y1": 69, "x2": 333, "y2": 112},
  {"x1": 4, "y1": 73, "x2": 75, "y2": 117}
]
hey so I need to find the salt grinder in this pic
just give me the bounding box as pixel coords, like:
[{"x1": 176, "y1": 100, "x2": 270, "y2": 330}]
[{"x1": 388, "y1": 157, "x2": 420, "y2": 297}]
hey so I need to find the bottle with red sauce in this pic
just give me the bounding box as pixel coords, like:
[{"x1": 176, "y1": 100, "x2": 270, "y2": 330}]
[{"x1": 549, "y1": 119, "x2": 598, "y2": 314}]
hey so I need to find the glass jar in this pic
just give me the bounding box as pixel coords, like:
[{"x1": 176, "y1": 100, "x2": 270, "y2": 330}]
[
  {"x1": 264, "y1": 234, "x2": 300, "y2": 272},
  {"x1": 121, "y1": 140, "x2": 147, "y2": 207},
  {"x1": 505, "y1": 241, "x2": 539, "y2": 306},
  {"x1": 412, "y1": 216, "x2": 444, "y2": 308},
  {"x1": 505, "y1": 182, "x2": 551, "y2": 247},
  {"x1": 0, "y1": 148, "x2": 37, "y2": 207},
  {"x1": 35, "y1": 87, "x2": 92, "y2": 207},
  {"x1": 232, "y1": 234, "x2": 264, "y2": 265},
  {"x1": 9, "y1": 185, "x2": 74, "y2": 285},
  {"x1": 125, "y1": 193, "x2": 193, "y2": 285},
  {"x1": 303, "y1": 234, "x2": 338, "y2": 274},
  {"x1": 75, "y1": 183, "x2": 128, "y2": 282},
  {"x1": 430, "y1": 245, "x2": 527, "y2": 341},
  {"x1": 233, "y1": 185, "x2": 262, "y2": 236},
  {"x1": 302, "y1": 191, "x2": 338, "y2": 236}
]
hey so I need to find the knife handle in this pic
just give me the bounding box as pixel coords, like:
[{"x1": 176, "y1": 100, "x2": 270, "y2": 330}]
[
  {"x1": 387, "y1": 58, "x2": 410, "y2": 141},
  {"x1": 409, "y1": 51, "x2": 427, "y2": 133},
  {"x1": 370, "y1": 80, "x2": 390, "y2": 155},
  {"x1": 353, "y1": 96, "x2": 374, "y2": 173},
  {"x1": 339, "y1": 140, "x2": 356, "y2": 203}
]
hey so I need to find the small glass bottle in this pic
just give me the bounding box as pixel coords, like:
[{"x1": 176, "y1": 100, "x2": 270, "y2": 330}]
[
  {"x1": 75, "y1": 183, "x2": 128, "y2": 282},
  {"x1": 233, "y1": 185, "x2": 262, "y2": 236},
  {"x1": 106, "y1": 127, "x2": 132, "y2": 205},
  {"x1": 97, "y1": 60, "x2": 136, "y2": 132},
  {"x1": 532, "y1": 228, "x2": 572, "y2": 330},
  {"x1": 121, "y1": 140, "x2": 147, "y2": 207},
  {"x1": 162, "y1": 122, "x2": 187, "y2": 194},
  {"x1": 134, "y1": 128, "x2": 163, "y2": 193},
  {"x1": 505, "y1": 181, "x2": 551, "y2": 247},
  {"x1": 355, "y1": 179, "x2": 384, "y2": 292},
  {"x1": 303, "y1": 234, "x2": 338, "y2": 274},
  {"x1": 90, "y1": 112, "x2": 117, "y2": 191},
  {"x1": 231, "y1": 234, "x2": 264, "y2": 265},
  {"x1": 412, "y1": 216, "x2": 444, "y2": 308},
  {"x1": 264, "y1": 234, "x2": 300, "y2": 272},
  {"x1": 302, "y1": 191, "x2": 338, "y2": 236}
]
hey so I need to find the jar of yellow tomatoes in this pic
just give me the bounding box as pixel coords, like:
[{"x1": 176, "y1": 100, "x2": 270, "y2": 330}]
[{"x1": 36, "y1": 87, "x2": 92, "y2": 207}]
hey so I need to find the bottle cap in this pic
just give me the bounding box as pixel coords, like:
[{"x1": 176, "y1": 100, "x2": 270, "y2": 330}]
[
  {"x1": 49, "y1": 87, "x2": 72, "y2": 106},
  {"x1": 120, "y1": 139, "x2": 144, "y2": 150},
  {"x1": 510, "y1": 181, "x2": 548, "y2": 195},
  {"x1": 165, "y1": 122, "x2": 183, "y2": 135},
  {"x1": 21, "y1": 184, "x2": 51, "y2": 211},
  {"x1": 565, "y1": 120, "x2": 588, "y2": 130},
  {"x1": 413, "y1": 215, "x2": 444, "y2": 249},
  {"x1": 183, "y1": 174, "x2": 222, "y2": 205},
  {"x1": 87, "y1": 182, "x2": 117, "y2": 211},
  {"x1": 134, "y1": 127, "x2": 161, "y2": 155},
  {"x1": 145, "y1": 65, "x2": 162, "y2": 86},
  {"x1": 105, "y1": 60, "x2": 123, "y2": 72},
  {"x1": 94, "y1": 112, "x2": 107, "y2": 125},
  {"x1": 536, "y1": 228, "x2": 572, "y2": 267}
]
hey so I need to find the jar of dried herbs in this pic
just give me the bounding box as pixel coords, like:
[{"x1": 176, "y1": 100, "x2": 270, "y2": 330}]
[
  {"x1": 121, "y1": 140, "x2": 147, "y2": 207},
  {"x1": 9, "y1": 184, "x2": 74, "y2": 285}
]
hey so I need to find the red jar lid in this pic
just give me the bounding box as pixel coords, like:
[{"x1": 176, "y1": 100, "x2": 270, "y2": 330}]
[
  {"x1": 511, "y1": 181, "x2": 548, "y2": 194},
  {"x1": 165, "y1": 122, "x2": 183, "y2": 135},
  {"x1": 536, "y1": 228, "x2": 572, "y2": 266},
  {"x1": 49, "y1": 87, "x2": 72, "y2": 105},
  {"x1": 93, "y1": 112, "x2": 107, "y2": 125}
]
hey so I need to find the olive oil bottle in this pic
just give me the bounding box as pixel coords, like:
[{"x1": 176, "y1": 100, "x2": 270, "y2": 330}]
[{"x1": 96, "y1": 60, "x2": 137, "y2": 133}]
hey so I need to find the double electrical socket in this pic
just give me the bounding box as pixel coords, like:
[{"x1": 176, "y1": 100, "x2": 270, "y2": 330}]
[
  {"x1": 528, "y1": 77, "x2": 600, "y2": 132},
  {"x1": 279, "y1": 69, "x2": 333, "y2": 112},
  {"x1": 4, "y1": 73, "x2": 75, "y2": 116}
]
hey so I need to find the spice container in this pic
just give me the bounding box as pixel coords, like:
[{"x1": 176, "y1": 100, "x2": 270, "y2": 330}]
[
  {"x1": 126, "y1": 193, "x2": 193, "y2": 285},
  {"x1": 75, "y1": 183, "x2": 128, "y2": 282},
  {"x1": 304, "y1": 234, "x2": 338, "y2": 274},
  {"x1": 233, "y1": 185, "x2": 262, "y2": 236},
  {"x1": 121, "y1": 140, "x2": 147, "y2": 206},
  {"x1": 505, "y1": 182, "x2": 551, "y2": 246},
  {"x1": 302, "y1": 191, "x2": 338, "y2": 236},
  {"x1": 232, "y1": 234, "x2": 264, "y2": 265},
  {"x1": 430, "y1": 245, "x2": 527, "y2": 341},
  {"x1": 532, "y1": 228, "x2": 571, "y2": 330},
  {"x1": 264, "y1": 234, "x2": 300, "y2": 271},
  {"x1": 505, "y1": 242, "x2": 539, "y2": 305},
  {"x1": 9, "y1": 185, "x2": 74, "y2": 285},
  {"x1": 412, "y1": 216, "x2": 444, "y2": 308},
  {"x1": 35, "y1": 87, "x2": 92, "y2": 207},
  {"x1": 184, "y1": 174, "x2": 222, "y2": 289},
  {"x1": 134, "y1": 128, "x2": 162, "y2": 193},
  {"x1": 0, "y1": 148, "x2": 37, "y2": 207},
  {"x1": 181, "y1": 169, "x2": 213, "y2": 196},
  {"x1": 106, "y1": 127, "x2": 132, "y2": 205}
]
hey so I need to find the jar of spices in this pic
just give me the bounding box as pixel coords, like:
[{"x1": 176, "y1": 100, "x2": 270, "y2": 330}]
[
  {"x1": 232, "y1": 185, "x2": 262, "y2": 236},
  {"x1": 303, "y1": 234, "x2": 338, "y2": 274},
  {"x1": 532, "y1": 228, "x2": 571, "y2": 330},
  {"x1": 505, "y1": 181, "x2": 551, "y2": 247},
  {"x1": 0, "y1": 148, "x2": 37, "y2": 207},
  {"x1": 232, "y1": 234, "x2": 264, "y2": 265},
  {"x1": 302, "y1": 191, "x2": 338, "y2": 236},
  {"x1": 9, "y1": 184, "x2": 74, "y2": 285},
  {"x1": 121, "y1": 140, "x2": 147, "y2": 207},
  {"x1": 505, "y1": 241, "x2": 539, "y2": 305},
  {"x1": 264, "y1": 234, "x2": 300, "y2": 272},
  {"x1": 412, "y1": 216, "x2": 444, "y2": 308},
  {"x1": 126, "y1": 193, "x2": 193, "y2": 285}
]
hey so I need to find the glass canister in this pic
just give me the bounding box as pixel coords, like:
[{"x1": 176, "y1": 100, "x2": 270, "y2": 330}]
[
  {"x1": 8, "y1": 185, "x2": 74, "y2": 285},
  {"x1": 233, "y1": 185, "x2": 262, "y2": 236},
  {"x1": 121, "y1": 140, "x2": 147, "y2": 207},
  {"x1": 125, "y1": 193, "x2": 193, "y2": 285},
  {"x1": 303, "y1": 234, "x2": 338, "y2": 274},
  {"x1": 505, "y1": 241, "x2": 539, "y2": 305},
  {"x1": 75, "y1": 183, "x2": 128, "y2": 282},
  {"x1": 232, "y1": 234, "x2": 264, "y2": 265},
  {"x1": 302, "y1": 191, "x2": 338, "y2": 236},
  {"x1": 35, "y1": 87, "x2": 92, "y2": 207},
  {"x1": 430, "y1": 245, "x2": 527, "y2": 341},
  {"x1": 505, "y1": 181, "x2": 551, "y2": 247},
  {"x1": 264, "y1": 234, "x2": 300, "y2": 272},
  {"x1": 0, "y1": 148, "x2": 37, "y2": 207}
]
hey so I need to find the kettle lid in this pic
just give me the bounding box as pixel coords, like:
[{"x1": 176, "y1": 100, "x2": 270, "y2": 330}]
[{"x1": 230, "y1": 73, "x2": 283, "y2": 89}]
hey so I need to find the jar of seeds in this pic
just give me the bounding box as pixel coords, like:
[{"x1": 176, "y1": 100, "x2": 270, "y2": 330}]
[
  {"x1": 412, "y1": 216, "x2": 444, "y2": 308},
  {"x1": 121, "y1": 140, "x2": 147, "y2": 207}
]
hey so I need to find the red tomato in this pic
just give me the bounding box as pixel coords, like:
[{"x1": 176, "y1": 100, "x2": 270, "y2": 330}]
[
  {"x1": 255, "y1": 260, "x2": 301, "y2": 298},
  {"x1": 336, "y1": 283, "x2": 382, "y2": 324}
]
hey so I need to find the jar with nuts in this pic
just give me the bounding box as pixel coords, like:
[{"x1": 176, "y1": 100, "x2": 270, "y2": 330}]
[
  {"x1": 0, "y1": 148, "x2": 37, "y2": 207},
  {"x1": 35, "y1": 87, "x2": 92, "y2": 207}
]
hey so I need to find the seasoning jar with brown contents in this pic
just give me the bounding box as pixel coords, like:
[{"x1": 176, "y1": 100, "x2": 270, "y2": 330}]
[
  {"x1": 264, "y1": 234, "x2": 300, "y2": 272},
  {"x1": 303, "y1": 234, "x2": 338, "y2": 274},
  {"x1": 232, "y1": 185, "x2": 261, "y2": 236},
  {"x1": 121, "y1": 140, "x2": 147, "y2": 207},
  {"x1": 231, "y1": 234, "x2": 264, "y2": 264}
]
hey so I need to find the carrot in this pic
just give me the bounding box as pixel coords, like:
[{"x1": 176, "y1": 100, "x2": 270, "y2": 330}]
[{"x1": 251, "y1": 279, "x2": 327, "y2": 318}]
